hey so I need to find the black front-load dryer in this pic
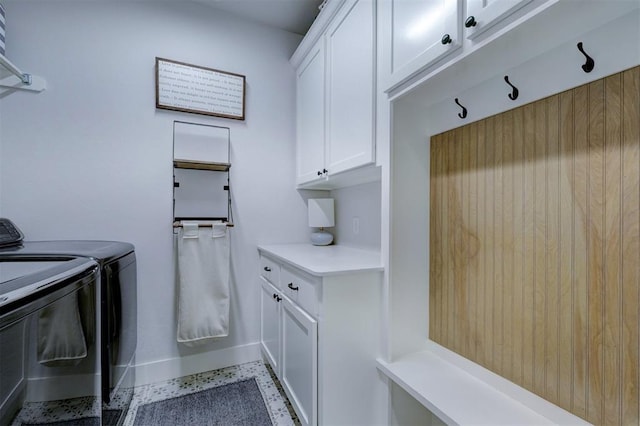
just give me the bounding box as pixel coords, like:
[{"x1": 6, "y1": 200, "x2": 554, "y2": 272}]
[{"x1": 0, "y1": 239, "x2": 137, "y2": 426}]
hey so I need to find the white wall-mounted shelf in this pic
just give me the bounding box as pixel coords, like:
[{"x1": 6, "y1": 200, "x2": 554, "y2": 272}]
[{"x1": 0, "y1": 53, "x2": 46, "y2": 92}]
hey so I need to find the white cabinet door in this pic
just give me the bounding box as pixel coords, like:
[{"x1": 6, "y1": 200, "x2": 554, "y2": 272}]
[
  {"x1": 296, "y1": 40, "x2": 326, "y2": 186},
  {"x1": 325, "y1": 0, "x2": 375, "y2": 176},
  {"x1": 260, "y1": 279, "x2": 281, "y2": 377},
  {"x1": 381, "y1": 0, "x2": 461, "y2": 91},
  {"x1": 465, "y1": 0, "x2": 533, "y2": 39},
  {"x1": 281, "y1": 297, "x2": 318, "y2": 426}
]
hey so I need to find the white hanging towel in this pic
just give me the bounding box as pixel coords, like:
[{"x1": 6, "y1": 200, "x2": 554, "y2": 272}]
[
  {"x1": 37, "y1": 290, "x2": 88, "y2": 366},
  {"x1": 177, "y1": 221, "x2": 230, "y2": 346}
]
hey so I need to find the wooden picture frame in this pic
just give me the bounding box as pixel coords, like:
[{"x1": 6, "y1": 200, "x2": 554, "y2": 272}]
[{"x1": 155, "y1": 57, "x2": 246, "y2": 120}]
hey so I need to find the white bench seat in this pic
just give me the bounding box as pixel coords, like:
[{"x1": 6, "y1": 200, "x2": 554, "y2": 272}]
[{"x1": 376, "y1": 342, "x2": 590, "y2": 425}]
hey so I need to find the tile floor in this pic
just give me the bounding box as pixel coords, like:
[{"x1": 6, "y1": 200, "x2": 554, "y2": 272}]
[
  {"x1": 124, "y1": 360, "x2": 299, "y2": 426},
  {"x1": 11, "y1": 360, "x2": 299, "y2": 425}
]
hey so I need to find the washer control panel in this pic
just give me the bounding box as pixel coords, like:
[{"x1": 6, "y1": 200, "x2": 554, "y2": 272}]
[{"x1": 0, "y1": 218, "x2": 24, "y2": 248}]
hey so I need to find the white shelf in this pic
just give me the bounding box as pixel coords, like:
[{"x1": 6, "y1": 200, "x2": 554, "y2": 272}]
[
  {"x1": 377, "y1": 342, "x2": 590, "y2": 426},
  {"x1": 0, "y1": 53, "x2": 46, "y2": 92}
]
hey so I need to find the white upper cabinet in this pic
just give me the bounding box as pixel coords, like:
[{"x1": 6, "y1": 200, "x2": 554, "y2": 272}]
[
  {"x1": 380, "y1": 0, "x2": 554, "y2": 93},
  {"x1": 292, "y1": 0, "x2": 377, "y2": 189},
  {"x1": 296, "y1": 40, "x2": 326, "y2": 185},
  {"x1": 325, "y1": 0, "x2": 376, "y2": 176},
  {"x1": 380, "y1": 0, "x2": 461, "y2": 92},
  {"x1": 464, "y1": 0, "x2": 533, "y2": 39}
]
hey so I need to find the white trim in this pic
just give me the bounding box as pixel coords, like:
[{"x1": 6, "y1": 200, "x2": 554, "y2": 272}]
[
  {"x1": 134, "y1": 342, "x2": 261, "y2": 386},
  {"x1": 290, "y1": 0, "x2": 347, "y2": 68},
  {"x1": 377, "y1": 341, "x2": 590, "y2": 426},
  {"x1": 25, "y1": 374, "x2": 99, "y2": 402}
]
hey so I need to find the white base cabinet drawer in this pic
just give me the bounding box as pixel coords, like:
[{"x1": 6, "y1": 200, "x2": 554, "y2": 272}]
[
  {"x1": 259, "y1": 255, "x2": 280, "y2": 288},
  {"x1": 281, "y1": 266, "x2": 320, "y2": 318}
]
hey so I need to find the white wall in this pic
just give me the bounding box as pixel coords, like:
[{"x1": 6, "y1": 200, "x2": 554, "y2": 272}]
[
  {"x1": 0, "y1": 0, "x2": 310, "y2": 373},
  {"x1": 331, "y1": 181, "x2": 381, "y2": 250}
]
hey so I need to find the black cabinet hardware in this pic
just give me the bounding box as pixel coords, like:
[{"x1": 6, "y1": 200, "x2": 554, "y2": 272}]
[
  {"x1": 288, "y1": 283, "x2": 299, "y2": 291},
  {"x1": 465, "y1": 16, "x2": 477, "y2": 28}
]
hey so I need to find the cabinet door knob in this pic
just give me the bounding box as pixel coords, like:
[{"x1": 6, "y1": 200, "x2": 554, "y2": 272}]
[
  {"x1": 317, "y1": 170, "x2": 323, "y2": 176},
  {"x1": 264, "y1": 266, "x2": 271, "y2": 272},
  {"x1": 276, "y1": 296, "x2": 282, "y2": 302},
  {"x1": 322, "y1": 168, "x2": 328, "y2": 174},
  {"x1": 441, "y1": 34, "x2": 452, "y2": 45},
  {"x1": 273, "y1": 293, "x2": 278, "y2": 299},
  {"x1": 288, "y1": 283, "x2": 299, "y2": 291},
  {"x1": 465, "y1": 16, "x2": 477, "y2": 28}
]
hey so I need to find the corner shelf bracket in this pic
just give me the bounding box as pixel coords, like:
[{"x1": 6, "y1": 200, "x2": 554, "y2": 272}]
[{"x1": 0, "y1": 54, "x2": 46, "y2": 92}]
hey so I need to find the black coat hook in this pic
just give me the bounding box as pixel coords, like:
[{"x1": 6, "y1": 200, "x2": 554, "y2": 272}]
[
  {"x1": 504, "y1": 75, "x2": 519, "y2": 100},
  {"x1": 577, "y1": 42, "x2": 594, "y2": 73},
  {"x1": 454, "y1": 98, "x2": 467, "y2": 119}
]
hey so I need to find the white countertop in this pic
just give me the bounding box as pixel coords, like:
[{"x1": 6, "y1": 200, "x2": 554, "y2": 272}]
[{"x1": 257, "y1": 244, "x2": 383, "y2": 276}]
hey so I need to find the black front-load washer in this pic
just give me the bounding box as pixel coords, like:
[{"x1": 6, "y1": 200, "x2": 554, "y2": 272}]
[{"x1": 0, "y1": 220, "x2": 137, "y2": 426}]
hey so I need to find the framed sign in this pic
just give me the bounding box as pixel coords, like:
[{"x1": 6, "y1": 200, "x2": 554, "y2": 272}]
[{"x1": 156, "y1": 57, "x2": 246, "y2": 120}]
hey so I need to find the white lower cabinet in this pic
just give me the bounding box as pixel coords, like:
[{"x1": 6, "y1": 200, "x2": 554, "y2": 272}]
[
  {"x1": 260, "y1": 279, "x2": 281, "y2": 376},
  {"x1": 258, "y1": 247, "x2": 385, "y2": 425},
  {"x1": 281, "y1": 297, "x2": 318, "y2": 426}
]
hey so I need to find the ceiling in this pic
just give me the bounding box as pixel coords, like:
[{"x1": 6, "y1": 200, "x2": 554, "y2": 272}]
[{"x1": 194, "y1": 0, "x2": 324, "y2": 35}]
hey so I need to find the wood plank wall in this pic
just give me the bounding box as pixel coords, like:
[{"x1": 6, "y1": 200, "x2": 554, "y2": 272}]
[{"x1": 429, "y1": 66, "x2": 639, "y2": 425}]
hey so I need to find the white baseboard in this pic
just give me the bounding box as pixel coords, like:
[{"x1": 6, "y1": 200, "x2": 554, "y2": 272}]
[
  {"x1": 134, "y1": 342, "x2": 262, "y2": 386},
  {"x1": 25, "y1": 374, "x2": 99, "y2": 402},
  {"x1": 13, "y1": 343, "x2": 261, "y2": 404}
]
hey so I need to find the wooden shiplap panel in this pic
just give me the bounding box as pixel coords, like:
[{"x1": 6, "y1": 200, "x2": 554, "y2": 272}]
[
  {"x1": 430, "y1": 133, "x2": 442, "y2": 344},
  {"x1": 468, "y1": 121, "x2": 479, "y2": 363},
  {"x1": 533, "y1": 98, "x2": 547, "y2": 397},
  {"x1": 558, "y1": 89, "x2": 574, "y2": 413},
  {"x1": 494, "y1": 112, "x2": 505, "y2": 375},
  {"x1": 545, "y1": 95, "x2": 560, "y2": 405},
  {"x1": 621, "y1": 66, "x2": 640, "y2": 426},
  {"x1": 512, "y1": 107, "x2": 525, "y2": 386},
  {"x1": 522, "y1": 101, "x2": 536, "y2": 391},
  {"x1": 587, "y1": 78, "x2": 605, "y2": 426},
  {"x1": 476, "y1": 119, "x2": 488, "y2": 367},
  {"x1": 603, "y1": 72, "x2": 622, "y2": 425},
  {"x1": 572, "y1": 82, "x2": 590, "y2": 419},
  {"x1": 429, "y1": 66, "x2": 640, "y2": 425}
]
